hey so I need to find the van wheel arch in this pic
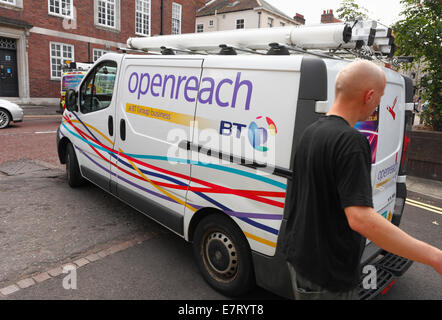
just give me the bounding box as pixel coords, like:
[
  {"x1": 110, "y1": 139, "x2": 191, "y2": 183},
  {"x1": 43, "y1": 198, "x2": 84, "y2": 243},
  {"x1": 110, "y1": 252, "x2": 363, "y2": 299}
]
[
  {"x1": 58, "y1": 137, "x2": 72, "y2": 164},
  {"x1": 188, "y1": 207, "x2": 229, "y2": 243}
]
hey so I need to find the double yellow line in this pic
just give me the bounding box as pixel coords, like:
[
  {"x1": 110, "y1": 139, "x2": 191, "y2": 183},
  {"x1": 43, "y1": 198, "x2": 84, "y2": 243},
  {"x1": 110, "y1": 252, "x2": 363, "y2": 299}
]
[{"x1": 405, "y1": 198, "x2": 442, "y2": 215}]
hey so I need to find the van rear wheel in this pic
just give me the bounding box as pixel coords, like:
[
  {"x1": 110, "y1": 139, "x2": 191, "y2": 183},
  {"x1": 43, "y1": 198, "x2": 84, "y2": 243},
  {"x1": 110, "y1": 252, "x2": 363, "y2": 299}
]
[
  {"x1": 66, "y1": 143, "x2": 86, "y2": 188},
  {"x1": 193, "y1": 214, "x2": 255, "y2": 297}
]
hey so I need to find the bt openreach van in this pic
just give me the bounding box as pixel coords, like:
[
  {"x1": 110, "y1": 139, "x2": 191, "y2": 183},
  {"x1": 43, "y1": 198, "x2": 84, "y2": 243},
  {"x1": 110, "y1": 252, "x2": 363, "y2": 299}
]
[{"x1": 56, "y1": 24, "x2": 414, "y2": 299}]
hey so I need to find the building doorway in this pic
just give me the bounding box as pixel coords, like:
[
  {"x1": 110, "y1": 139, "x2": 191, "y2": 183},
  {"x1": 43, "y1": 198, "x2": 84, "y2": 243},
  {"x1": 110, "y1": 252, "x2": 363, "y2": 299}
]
[{"x1": 0, "y1": 37, "x2": 19, "y2": 97}]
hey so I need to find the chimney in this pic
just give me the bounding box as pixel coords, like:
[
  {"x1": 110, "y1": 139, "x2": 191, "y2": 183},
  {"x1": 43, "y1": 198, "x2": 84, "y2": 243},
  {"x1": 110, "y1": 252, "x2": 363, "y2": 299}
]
[
  {"x1": 321, "y1": 8, "x2": 341, "y2": 24},
  {"x1": 195, "y1": 0, "x2": 208, "y2": 8},
  {"x1": 293, "y1": 13, "x2": 305, "y2": 25}
]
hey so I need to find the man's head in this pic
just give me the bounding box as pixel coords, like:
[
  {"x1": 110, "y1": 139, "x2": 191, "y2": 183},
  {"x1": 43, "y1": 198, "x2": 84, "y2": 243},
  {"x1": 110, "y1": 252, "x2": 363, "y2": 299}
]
[{"x1": 334, "y1": 60, "x2": 386, "y2": 122}]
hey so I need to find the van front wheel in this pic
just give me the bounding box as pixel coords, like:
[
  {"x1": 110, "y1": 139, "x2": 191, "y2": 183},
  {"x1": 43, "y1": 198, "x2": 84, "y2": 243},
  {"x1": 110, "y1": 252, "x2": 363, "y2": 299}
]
[
  {"x1": 193, "y1": 214, "x2": 255, "y2": 297},
  {"x1": 66, "y1": 143, "x2": 85, "y2": 188}
]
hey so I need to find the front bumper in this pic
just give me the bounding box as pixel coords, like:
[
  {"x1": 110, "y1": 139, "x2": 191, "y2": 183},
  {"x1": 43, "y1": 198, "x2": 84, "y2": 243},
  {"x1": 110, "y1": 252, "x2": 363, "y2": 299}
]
[{"x1": 11, "y1": 108, "x2": 24, "y2": 122}]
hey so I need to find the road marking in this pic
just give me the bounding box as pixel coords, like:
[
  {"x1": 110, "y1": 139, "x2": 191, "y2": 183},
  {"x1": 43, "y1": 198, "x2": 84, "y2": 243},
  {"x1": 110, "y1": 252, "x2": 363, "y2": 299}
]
[
  {"x1": 24, "y1": 115, "x2": 61, "y2": 118},
  {"x1": 406, "y1": 198, "x2": 442, "y2": 211},
  {"x1": 405, "y1": 198, "x2": 442, "y2": 215},
  {"x1": 35, "y1": 131, "x2": 57, "y2": 134}
]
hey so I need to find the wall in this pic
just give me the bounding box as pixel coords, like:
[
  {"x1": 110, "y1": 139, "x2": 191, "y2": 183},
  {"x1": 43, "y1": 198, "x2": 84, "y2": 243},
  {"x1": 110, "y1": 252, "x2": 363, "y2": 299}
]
[
  {"x1": 407, "y1": 130, "x2": 442, "y2": 181},
  {"x1": 196, "y1": 10, "x2": 260, "y2": 32},
  {"x1": 196, "y1": 8, "x2": 298, "y2": 33}
]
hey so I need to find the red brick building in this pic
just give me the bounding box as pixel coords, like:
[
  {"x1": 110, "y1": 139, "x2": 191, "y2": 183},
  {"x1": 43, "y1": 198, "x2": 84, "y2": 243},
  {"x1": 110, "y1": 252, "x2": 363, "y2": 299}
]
[{"x1": 0, "y1": 0, "x2": 206, "y2": 105}]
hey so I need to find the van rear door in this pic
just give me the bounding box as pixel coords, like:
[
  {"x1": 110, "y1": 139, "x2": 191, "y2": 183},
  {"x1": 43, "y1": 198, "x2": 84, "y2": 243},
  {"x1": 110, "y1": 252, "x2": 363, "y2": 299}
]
[{"x1": 358, "y1": 69, "x2": 406, "y2": 225}]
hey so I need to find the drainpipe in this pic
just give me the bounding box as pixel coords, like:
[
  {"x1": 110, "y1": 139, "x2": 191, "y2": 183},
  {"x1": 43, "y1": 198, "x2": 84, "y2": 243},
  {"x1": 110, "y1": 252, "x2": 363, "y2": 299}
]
[
  {"x1": 160, "y1": 0, "x2": 164, "y2": 35},
  {"x1": 257, "y1": 11, "x2": 262, "y2": 28},
  {"x1": 88, "y1": 42, "x2": 91, "y2": 63}
]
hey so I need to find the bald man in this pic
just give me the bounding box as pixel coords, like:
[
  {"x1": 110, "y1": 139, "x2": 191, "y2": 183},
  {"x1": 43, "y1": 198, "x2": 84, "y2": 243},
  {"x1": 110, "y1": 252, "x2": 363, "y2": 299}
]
[{"x1": 284, "y1": 60, "x2": 442, "y2": 300}]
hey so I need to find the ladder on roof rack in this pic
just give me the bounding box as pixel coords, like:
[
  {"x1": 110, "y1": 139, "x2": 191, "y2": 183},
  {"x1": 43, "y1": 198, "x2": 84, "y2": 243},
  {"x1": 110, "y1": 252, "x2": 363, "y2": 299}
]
[{"x1": 123, "y1": 21, "x2": 396, "y2": 60}]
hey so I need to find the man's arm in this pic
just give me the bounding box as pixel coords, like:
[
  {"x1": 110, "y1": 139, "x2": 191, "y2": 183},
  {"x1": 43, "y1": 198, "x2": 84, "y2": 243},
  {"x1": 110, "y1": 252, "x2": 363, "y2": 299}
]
[{"x1": 345, "y1": 206, "x2": 442, "y2": 275}]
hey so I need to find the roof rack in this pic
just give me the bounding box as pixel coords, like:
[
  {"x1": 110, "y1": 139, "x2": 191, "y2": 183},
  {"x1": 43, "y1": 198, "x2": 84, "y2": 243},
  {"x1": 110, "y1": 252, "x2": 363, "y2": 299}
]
[
  {"x1": 127, "y1": 24, "x2": 351, "y2": 51},
  {"x1": 123, "y1": 21, "x2": 396, "y2": 61},
  {"x1": 117, "y1": 47, "x2": 161, "y2": 55}
]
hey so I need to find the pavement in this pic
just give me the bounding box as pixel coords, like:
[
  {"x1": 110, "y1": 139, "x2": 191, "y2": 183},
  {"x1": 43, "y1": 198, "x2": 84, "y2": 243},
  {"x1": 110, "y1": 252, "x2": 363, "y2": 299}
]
[
  {"x1": 406, "y1": 175, "x2": 442, "y2": 201},
  {"x1": 21, "y1": 104, "x2": 60, "y2": 116}
]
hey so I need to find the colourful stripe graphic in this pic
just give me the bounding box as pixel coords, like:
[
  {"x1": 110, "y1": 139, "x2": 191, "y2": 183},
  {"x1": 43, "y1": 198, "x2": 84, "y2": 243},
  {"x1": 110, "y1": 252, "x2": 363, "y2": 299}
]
[{"x1": 61, "y1": 113, "x2": 285, "y2": 247}]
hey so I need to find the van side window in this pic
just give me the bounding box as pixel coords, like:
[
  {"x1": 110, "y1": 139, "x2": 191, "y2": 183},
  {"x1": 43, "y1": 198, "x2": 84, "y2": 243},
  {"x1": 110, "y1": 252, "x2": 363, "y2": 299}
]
[{"x1": 80, "y1": 61, "x2": 117, "y2": 113}]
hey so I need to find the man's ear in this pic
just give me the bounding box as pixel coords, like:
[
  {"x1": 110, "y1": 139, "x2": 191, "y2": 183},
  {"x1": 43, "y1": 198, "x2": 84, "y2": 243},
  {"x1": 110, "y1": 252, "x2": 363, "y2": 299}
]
[{"x1": 364, "y1": 89, "x2": 375, "y2": 104}]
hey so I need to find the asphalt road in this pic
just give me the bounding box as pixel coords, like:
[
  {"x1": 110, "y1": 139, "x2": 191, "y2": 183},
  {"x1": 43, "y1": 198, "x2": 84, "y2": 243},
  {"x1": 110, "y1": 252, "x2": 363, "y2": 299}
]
[
  {"x1": 0, "y1": 115, "x2": 441, "y2": 301},
  {"x1": 0, "y1": 115, "x2": 62, "y2": 168}
]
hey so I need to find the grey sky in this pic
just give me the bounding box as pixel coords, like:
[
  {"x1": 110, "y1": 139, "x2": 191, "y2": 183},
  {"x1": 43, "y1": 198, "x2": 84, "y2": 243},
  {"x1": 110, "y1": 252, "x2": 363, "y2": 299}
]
[{"x1": 265, "y1": 0, "x2": 405, "y2": 26}]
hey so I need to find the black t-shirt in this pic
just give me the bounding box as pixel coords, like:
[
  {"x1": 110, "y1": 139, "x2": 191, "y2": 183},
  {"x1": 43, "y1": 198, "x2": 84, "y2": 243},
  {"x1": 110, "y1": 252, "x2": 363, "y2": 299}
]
[{"x1": 284, "y1": 115, "x2": 373, "y2": 292}]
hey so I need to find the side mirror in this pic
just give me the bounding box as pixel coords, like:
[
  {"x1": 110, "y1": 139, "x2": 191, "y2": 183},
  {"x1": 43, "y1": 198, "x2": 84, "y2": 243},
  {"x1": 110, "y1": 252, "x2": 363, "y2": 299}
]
[{"x1": 66, "y1": 89, "x2": 78, "y2": 112}]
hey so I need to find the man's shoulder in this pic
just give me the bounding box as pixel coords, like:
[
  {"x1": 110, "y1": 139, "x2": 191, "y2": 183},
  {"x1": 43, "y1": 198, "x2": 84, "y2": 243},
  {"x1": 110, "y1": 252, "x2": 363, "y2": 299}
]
[
  {"x1": 337, "y1": 128, "x2": 371, "y2": 158},
  {"x1": 300, "y1": 116, "x2": 369, "y2": 151},
  {"x1": 310, "y1": 117, "x2": 361, "y2": 141}
]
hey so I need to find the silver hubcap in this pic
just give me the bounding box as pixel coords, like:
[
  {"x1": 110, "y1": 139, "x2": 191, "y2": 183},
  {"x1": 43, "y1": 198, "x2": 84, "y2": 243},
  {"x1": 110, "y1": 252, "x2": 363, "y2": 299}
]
[{"x1": 204, "y1": 231, "x2": 238, "y2": 281}]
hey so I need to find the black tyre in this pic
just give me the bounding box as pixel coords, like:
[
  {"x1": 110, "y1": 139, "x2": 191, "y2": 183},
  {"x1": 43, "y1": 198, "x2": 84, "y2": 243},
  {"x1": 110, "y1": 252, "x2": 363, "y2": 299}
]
[
  {"x1": 66, "y1": 143, "x2": 86, "y2": 188},
  {"x1": 193, "y1": 214, "x2": 255, "y2": 297},
  {"x1": 0, "y1": 108, "x2": 11, "y2": 129}
]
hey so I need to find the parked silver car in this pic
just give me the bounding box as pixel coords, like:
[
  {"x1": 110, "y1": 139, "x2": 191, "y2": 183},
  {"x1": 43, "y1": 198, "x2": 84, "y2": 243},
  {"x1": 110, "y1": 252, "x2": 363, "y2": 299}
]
[{"x1": 0, "y1": 99, "x2": 24, "y2": 129}]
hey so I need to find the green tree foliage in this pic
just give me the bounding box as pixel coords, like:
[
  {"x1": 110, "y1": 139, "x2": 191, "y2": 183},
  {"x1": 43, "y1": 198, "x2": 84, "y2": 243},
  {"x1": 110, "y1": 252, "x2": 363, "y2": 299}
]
[
  {"x1": 393, "y1": 0, "x2": 442, "y2": 131},
  {"x1": 336, "y1": 0, "x2": 369, "y2": 22}
]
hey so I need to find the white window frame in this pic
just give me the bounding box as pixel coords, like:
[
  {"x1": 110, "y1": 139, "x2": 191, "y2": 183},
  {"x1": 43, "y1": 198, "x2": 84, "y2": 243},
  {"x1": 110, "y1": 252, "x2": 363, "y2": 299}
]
[
  {"x1": 171, "y1": 2, "x2": 182, "y2": 35},
  {"x1": 196, "y1": 24, "x2": 204, "y2": 33},
  {"x1": 268, "y1": 17, "x2": 274, "y2": 28},
  {"x1": 0, "y1": 0, "x2": 23, "y2": 8},
  {"x1": 50, "y1": 42, "x2": 74, "y2": 80},
  {"x1": 0, "y1": 0, "x2": 16, "y2": 5},
  {"x1": 135, "y1": 0, "x2": 151, "y2": 36},
  {"x1": 95, "y1": 0, "x2": 120, "y2": 30},
  {"x1": 236, "y1": 19, "x2": 244, "y2": 29},
  {"x1": 93, "y1": 48, "x2": 108, "y2": 61},
  {"x1": 48, "y1": 0, "x2": 74, "y2": 18}
]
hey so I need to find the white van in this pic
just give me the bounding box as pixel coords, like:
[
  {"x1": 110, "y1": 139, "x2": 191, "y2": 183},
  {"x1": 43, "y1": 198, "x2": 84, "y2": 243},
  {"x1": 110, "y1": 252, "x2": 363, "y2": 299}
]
[{"x1": 56, "y1": 34, "x2": 414, "y2": 299}]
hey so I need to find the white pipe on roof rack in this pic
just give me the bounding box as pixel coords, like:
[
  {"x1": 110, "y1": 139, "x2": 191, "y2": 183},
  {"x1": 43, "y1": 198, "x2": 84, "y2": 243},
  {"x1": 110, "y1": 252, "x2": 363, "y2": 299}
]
[{"x1": 127, "y1": 24, "x2": 352, "y2": 52}]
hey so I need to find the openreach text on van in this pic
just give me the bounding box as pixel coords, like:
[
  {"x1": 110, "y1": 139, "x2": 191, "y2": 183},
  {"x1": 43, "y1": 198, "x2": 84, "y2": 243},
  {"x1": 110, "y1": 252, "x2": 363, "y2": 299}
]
[{"x1": 128, "y1": 71, "x2": 253, "y2": 110}]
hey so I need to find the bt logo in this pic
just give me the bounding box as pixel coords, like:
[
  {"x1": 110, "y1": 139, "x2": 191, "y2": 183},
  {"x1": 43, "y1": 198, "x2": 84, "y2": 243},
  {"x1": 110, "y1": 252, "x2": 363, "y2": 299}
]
[
  {"x1": 387, "y1": 97, "x2": 398, "y2": 120},
  {"x1": 220, "y1": 116, "x2": 277, "y2": 152}
]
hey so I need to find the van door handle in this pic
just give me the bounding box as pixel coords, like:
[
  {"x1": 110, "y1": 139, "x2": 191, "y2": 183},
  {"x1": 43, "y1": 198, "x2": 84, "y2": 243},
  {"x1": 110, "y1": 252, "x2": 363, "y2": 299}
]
[
  {"x1": 120, "y1": 119, "x2": 126, "y2": 141},
  {"x1": 108, "y1": 115, "x2": 114, "y2": 136}
]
